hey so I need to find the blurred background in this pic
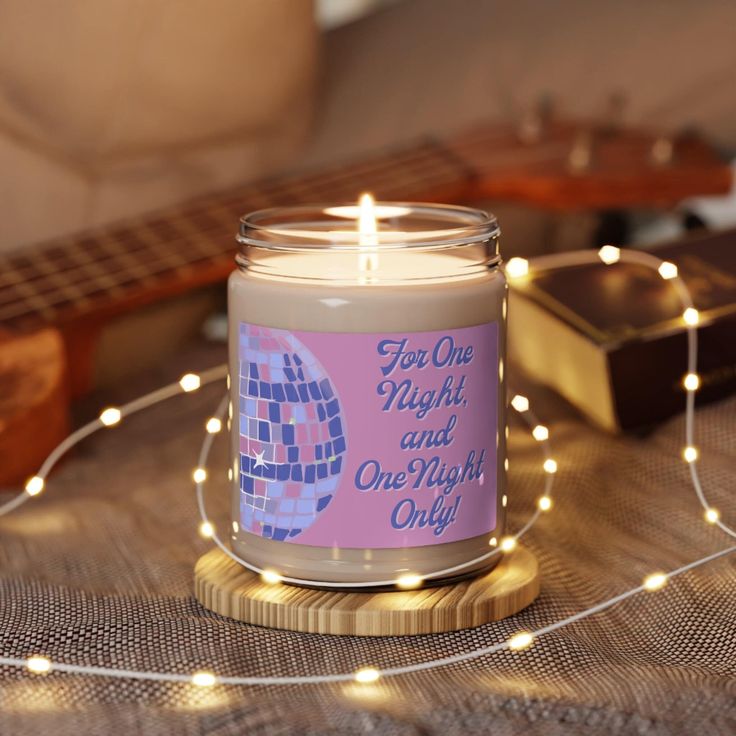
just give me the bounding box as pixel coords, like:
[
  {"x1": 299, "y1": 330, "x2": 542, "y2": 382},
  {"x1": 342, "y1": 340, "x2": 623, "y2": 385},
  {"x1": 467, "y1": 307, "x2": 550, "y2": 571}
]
[{"x1": 2, "y1": 0, "x2": 736, "y2": 479}]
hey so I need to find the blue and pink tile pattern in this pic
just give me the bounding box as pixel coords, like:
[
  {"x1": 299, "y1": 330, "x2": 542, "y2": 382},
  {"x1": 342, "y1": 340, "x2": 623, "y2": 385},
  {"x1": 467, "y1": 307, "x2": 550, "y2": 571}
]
[{"x1": 238, "y1": 324, "x2": 347, "y2": 541}]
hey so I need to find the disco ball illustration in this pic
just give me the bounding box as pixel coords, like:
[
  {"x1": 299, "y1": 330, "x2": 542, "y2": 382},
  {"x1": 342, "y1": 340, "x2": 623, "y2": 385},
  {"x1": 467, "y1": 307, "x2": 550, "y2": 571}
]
[{"x1": 237, "y1": 324, "x2": 347, "y2": 541}]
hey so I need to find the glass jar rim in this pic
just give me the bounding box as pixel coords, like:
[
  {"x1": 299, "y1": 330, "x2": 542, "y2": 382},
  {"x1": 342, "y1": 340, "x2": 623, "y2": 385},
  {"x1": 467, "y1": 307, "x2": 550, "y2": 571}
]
[{"x1": 237, "y1": 202, "x2": 500, "y2": 253}]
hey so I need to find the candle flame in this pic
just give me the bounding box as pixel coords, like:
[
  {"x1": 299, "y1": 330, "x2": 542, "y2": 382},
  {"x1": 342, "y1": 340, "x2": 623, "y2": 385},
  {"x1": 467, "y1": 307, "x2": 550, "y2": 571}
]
[{"x1": 358, "y1": 193, "x2": 377, "y2": 242}]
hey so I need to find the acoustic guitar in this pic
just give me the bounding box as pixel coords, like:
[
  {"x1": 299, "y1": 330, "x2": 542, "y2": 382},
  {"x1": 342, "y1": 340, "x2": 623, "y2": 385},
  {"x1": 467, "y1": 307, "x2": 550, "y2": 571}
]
[{"x1": 0, "y1": 119, "x2": 730, "y2": 484}]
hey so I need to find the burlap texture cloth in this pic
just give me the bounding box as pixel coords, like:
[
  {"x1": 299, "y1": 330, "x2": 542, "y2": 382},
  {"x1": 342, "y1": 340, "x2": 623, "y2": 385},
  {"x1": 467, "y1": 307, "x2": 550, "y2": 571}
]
[{"x1": 1, "y1": 340, "x2": 734, "y2": 735}]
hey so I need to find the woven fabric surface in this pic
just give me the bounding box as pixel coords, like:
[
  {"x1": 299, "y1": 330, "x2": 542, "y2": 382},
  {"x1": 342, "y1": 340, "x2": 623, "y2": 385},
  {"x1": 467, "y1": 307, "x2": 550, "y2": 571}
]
[{"x1": 1, "y1": 341, "x2": 734, "y2": 736}]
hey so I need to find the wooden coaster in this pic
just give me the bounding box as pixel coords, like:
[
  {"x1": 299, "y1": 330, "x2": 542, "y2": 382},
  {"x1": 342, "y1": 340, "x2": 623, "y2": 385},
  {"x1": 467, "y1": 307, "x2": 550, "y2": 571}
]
[{"x1": 194, "y1": 546, "x2": 539, "y2": 636}]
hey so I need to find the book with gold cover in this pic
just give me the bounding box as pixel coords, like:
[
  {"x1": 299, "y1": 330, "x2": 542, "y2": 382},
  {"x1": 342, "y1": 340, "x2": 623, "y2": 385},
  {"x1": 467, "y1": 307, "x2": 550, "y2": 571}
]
[{"x1": 509, "y1": 228, "x2": 736, "y2": 431}]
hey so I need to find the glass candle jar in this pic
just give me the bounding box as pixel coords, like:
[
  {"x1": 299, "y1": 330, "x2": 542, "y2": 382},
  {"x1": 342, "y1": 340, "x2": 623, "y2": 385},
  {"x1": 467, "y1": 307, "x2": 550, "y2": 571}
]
[{"x1": 228, "y1": 200, "x2": 506, "y2": 587}]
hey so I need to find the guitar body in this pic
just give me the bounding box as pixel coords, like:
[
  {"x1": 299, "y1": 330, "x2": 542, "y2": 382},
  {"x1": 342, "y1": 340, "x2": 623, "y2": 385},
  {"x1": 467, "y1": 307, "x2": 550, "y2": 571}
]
[{"x1": 0, "y1": 328, "x2": 69, "y2": 486}]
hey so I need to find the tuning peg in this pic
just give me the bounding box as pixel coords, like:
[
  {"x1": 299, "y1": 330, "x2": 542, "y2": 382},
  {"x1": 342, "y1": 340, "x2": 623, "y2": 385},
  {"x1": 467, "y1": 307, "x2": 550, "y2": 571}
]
[
  {"x1": 650, "y1": 136, "x2": 675, "y2": 166},
  {"x1": 517, "y1": 94, "x2": 554, "y2": 144},
  {"x1": 568, "y1": 130, "x2": 594, "y2": 173},
  {"x1": 604, "y1": 91, "x2": 628, "y2": 131},
  {"x1": 518, "y1": 112, "x2": 543, "y2": 144}
]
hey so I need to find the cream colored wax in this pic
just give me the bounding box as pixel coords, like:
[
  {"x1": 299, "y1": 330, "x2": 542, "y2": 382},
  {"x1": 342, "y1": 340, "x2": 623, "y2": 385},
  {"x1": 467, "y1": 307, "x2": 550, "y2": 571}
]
[{"x1": 228, "y1": 203, "x2": 506, "y2": 586}]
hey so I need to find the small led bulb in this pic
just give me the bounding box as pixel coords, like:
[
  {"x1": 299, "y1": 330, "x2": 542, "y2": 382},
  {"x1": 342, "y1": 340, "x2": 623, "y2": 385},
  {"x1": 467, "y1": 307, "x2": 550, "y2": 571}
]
[
  {"x1": 199, "y1": 521, "x2": 214, "y2": 538},
  {"x1": 354, "y1": 667, "x2": 380, "y2": 683},
  {"x1": 505, "y1": 257, "x2": 529, "y2": 279},
  {"x1": 191, "y1": 671, "x2": 217, "y2": 687},
  {"x1": 508, "y1": 632, "x2": 534, "y2": 650},
  {"x1": 658, "y1": 261, "x2": 678, "y2": 280},
  {"x1": 25, "y1": 476, "x2": 45, "y2": 496},
  {"x1": 598, "y1": 245, "x2": 620, "y2": 265},
  {"x1": 543, "y1": 459, "x2": 558, "y2": 474},
  {"x1": 500, "y1": 536, "x2": 517, "y2": 552},
  {"x1": 532, "y1": 425, "x2": 549, "y2": 441},
  {"x1": 682, "y1": 308, "x2": 699, "y2": 326},
  {"x1": 643, "y1": 572, "x2": 668, "y2": 591},
  {"x1": 705, "y1": 508, "x2": 720, "y2": 524},
  {"x1": 261, "y1": 569, "x2": 283, "y2": 585},
  {"x1": 192, "y1": 467, "x2": 208, "y2": 483},
  {"x1": 180, "y1": 373, "x2": 201, "y2": 392},
  {"x1": 26, "y1": 656, "x2": 52, "y2": 673},
  {"x1": 205, "y1": 417, "x2": 222, "y2": 434},
  {"x1": 683, "y1": 373, "x2": 700, "y2": 391},
  {"x1": 396, "y1": 573, "x2": 423, "y2": 589},
  {"x1": 99, "y1": 407, "x2": 122, "y2": 426},
  {"x1": 511, "y1": 395, "x2": 530, "y2": 413},
  {"x1": 682, "y1": 446, "x2": 698, "y2": 463},
  {"x1": 538, "y1": 496, "x2": 552, "y2": 511}
]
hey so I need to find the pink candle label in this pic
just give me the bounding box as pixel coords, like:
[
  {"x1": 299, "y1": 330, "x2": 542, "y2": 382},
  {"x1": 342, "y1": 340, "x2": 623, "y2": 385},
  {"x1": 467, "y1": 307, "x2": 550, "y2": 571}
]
[{"x1": 237, "y1": 321, "x2": 498, "y2": 548}]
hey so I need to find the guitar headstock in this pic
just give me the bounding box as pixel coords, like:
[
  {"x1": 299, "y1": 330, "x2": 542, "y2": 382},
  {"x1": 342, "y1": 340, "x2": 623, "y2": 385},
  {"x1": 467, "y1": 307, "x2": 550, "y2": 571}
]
[{"x1": 447, "y1": 120, "x2": 731, "y2": 210}]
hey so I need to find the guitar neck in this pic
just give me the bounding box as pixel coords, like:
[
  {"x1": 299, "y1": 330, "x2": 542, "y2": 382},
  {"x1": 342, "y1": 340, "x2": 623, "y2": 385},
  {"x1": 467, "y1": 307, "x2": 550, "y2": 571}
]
[
  {"x1": 0, "y1": 138, "x2": 471, "y2": 333},
  {"x1": 0, "y1": 121, "x2": 730, "y2": 333}
]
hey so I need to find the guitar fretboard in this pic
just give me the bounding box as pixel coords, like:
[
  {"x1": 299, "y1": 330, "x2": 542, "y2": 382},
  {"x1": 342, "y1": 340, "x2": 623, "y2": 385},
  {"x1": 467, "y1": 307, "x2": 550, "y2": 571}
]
[{"x1": 0, "y1": 139, "x2": 471, "y2": 331}]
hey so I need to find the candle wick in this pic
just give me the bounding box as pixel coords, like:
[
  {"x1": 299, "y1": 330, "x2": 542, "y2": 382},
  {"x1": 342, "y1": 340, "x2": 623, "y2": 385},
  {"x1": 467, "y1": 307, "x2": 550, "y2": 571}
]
[{"x1": 358, "y1": 192, "x2": 379, "y2": 278}]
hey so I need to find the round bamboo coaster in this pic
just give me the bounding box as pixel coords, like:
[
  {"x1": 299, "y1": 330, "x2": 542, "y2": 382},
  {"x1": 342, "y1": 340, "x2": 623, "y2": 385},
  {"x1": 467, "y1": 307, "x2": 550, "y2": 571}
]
[{"x1": 194, "y1": 546, "x2": 539, "y2": 636}]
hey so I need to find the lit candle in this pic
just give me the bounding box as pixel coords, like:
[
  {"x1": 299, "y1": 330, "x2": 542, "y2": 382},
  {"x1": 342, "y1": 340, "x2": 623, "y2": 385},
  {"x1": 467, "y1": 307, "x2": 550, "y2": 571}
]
[{"x1": 228, "y1": 198, "x2": 507, "y2": 585}]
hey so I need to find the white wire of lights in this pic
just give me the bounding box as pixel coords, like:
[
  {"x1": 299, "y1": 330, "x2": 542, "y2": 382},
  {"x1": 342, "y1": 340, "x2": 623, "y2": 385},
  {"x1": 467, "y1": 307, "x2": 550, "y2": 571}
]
[{"x1": 0, "y1": 246, "x2": 733, "y2": 688}]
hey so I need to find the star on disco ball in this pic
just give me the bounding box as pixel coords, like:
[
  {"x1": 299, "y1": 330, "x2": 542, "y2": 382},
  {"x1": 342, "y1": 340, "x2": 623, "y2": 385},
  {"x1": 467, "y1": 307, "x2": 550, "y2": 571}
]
[{"x1": 237, "y1": 324, "x2": 347, "y2": 541}]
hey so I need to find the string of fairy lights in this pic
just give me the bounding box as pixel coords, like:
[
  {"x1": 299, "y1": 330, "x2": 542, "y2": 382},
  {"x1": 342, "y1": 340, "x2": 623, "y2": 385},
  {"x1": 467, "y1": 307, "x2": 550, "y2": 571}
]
[{"x1": 0, "y1": 246, "x2": 733, "y2": 690}]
